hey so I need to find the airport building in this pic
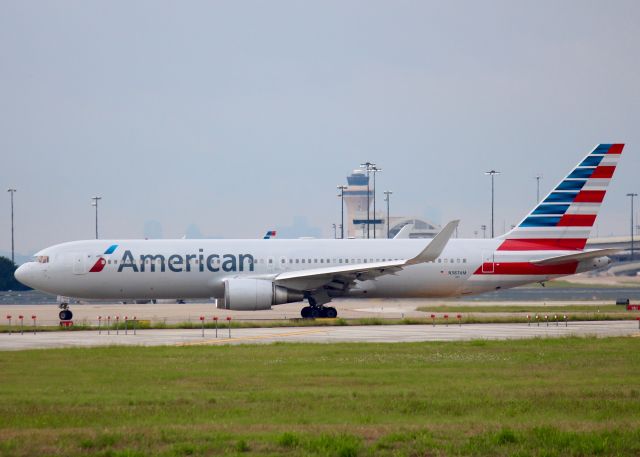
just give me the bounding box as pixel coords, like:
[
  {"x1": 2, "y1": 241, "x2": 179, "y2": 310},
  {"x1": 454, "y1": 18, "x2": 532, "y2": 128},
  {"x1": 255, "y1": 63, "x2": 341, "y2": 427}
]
[{"x1": 342, "y1": 168, "x2": 439, "y2": 239}]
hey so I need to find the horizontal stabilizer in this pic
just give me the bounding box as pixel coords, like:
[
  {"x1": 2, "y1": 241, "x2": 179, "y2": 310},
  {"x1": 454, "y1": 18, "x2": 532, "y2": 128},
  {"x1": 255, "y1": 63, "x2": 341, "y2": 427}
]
[{"x1": 532, "y1": 248, "x2": 620, "y2": 266}]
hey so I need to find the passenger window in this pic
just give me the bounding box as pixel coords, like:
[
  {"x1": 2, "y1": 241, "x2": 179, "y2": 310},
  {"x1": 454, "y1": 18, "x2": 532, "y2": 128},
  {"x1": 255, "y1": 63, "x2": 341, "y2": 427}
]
[
  {"x1": 463, "y1": 259, "x2": 467, "y2": 263},
  {"x1": 302, "y1": 259, "x2": 306, "y2": 263},
  {"x1": 296, "y1": 259, "x2": 299, "y2": 263},
  {"x1": 269, "y1": 259, "x2": 273, "y2": 264},
  {"x1": 320, "y1": 259, "x2": 324, "y2": 263},
  {"x1": 339, "y1": 259, "x2": 343, "y2": 263},
  {"x1": 345, "y1": 259, "x2": 349, "y2": 264}
]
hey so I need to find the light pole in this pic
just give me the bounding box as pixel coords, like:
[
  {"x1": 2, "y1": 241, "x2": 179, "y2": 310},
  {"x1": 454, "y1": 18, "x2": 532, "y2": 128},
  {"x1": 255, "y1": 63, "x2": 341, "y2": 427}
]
[
  {"x1": 337, "y1": 185, "x2": 347, "y2": 239},
  {"x1": 360, "y1": 162, "x2": 375, "y2": 238},
  {"x1": 481, "y1": 224, "x2": 487, "y2": 239},
  {"x1": 7, "y1": 189, "x2": 16, "y2": 264},
  {"x1": 627, "y1": 193, "x2": 638, "y2": 260},
  {"x1": 485, "y1": 170, "x2": 501, "y2": 238},
  {"x1": 91, "y1": 196, "x2": 102, "y2": 239},
  {"x1": 370, "y1": 165, "x2": 382, "y2": 238},
  {"x1": 332, "y1": 223, "x2": 337, "y2": 239},
  {"x1": 384, "y1": 190, "x2": 392, "y2": 239},
  {"x1": 535, "y1": 174, "x2": 543, "y2": 203}
]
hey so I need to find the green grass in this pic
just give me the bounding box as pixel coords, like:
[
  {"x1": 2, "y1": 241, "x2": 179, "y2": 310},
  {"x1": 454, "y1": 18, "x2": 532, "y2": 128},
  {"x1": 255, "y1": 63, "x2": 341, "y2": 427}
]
[{"x1": 1, "y1": 338, "x2": 639, "y2": 456}]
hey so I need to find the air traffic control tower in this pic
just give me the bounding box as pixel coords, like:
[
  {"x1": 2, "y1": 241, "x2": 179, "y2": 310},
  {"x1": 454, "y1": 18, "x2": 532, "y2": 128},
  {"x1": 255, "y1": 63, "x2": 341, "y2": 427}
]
[{"x1": 343, "y1": 169, "x2": 373, "y2": 238}]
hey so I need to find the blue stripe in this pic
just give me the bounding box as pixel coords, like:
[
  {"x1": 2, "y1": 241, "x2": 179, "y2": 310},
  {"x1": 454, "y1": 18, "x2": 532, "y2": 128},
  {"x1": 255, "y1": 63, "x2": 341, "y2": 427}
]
[
  {"x1": 544, "y1": 192, "x2": 578, "y2": 203},
  {"x1": 104, "y1": 244, "x2": 118, "y2": 255},
  {"x1": 591, "y1": 144, "x2": 612, "y2": 155},
  {"x1": 567, "y1": 168, "x2": 594, "y2": 179},
  {"x1": 579, "y1": 156, "x2": 604, "y2": 167},
  {"x1": 520, "y1": 216, "x2": 562, "y2": 227},
  {"x1": 532, "y1": 204, "x2": 569, "y2": 215},
  {"x1": 556, "y1": 180, "x2": 586, "y2": 191}
]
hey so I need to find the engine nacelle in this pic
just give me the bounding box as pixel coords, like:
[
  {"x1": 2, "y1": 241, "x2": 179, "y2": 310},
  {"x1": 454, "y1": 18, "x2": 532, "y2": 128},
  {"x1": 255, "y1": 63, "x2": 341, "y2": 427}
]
[{"x1": 219, "y1": 279, "x2": 304, "y2": 311}]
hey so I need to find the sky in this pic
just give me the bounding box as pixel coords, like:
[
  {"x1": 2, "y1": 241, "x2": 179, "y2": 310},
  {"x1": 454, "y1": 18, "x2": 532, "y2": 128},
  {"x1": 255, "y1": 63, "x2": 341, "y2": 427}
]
[{"x1": 1, "y1": 0, "x2": 639, "y2": 257}]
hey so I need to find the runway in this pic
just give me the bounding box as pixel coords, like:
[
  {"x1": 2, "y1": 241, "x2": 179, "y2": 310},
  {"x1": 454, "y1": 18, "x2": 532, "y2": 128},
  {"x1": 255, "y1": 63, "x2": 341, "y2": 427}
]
[{"x1": 0, "y1": 320, "x2": 637, "y2": 351}]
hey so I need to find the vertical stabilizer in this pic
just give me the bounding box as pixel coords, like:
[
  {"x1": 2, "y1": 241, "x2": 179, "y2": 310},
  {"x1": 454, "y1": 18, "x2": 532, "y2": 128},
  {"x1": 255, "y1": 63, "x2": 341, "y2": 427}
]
[{"x1": 497, "y1": 143, "x2": 624, "y2": 251}]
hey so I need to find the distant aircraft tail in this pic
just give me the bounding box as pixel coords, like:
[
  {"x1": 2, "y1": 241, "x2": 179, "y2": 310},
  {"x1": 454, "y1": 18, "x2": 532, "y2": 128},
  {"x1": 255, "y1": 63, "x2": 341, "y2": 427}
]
[
  {"x1": 497, "y1": 143, "x2": 624, "y2": 251},
  {"x1": 263, "y1": 230, "x2": 277, "y2": 239}
]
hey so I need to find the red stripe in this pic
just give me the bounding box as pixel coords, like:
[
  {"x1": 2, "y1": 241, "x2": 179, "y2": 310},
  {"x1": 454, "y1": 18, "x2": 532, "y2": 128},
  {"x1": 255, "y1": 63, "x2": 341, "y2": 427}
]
[
  {"x1": 89, "y1": 258, "x2": 106, "y2": 273},
  {"x1": 498, "y1": 238, "x2": 587, "y2": 251},
  {"x1": 574, "y1": 190, "x2": 605, "y2": 203},
  {"x1": 557, "y1": 214, "x2": 597, "y2": 227},
  {"x1": 607, "y1": 143, "x2": 624, "y2": 155},
  {"x1": 590, "y1": 165, "x2": 615, "y2": 179},
  {"x1": 474, "y1": 261, "x2": 578, "y2": 276}
]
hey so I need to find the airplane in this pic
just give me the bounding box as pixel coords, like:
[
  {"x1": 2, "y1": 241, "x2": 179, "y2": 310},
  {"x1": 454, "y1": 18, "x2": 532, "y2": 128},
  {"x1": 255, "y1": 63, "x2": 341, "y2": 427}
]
[{"x1": 15, "y1": 143, "x2": 624, "y2": 320}]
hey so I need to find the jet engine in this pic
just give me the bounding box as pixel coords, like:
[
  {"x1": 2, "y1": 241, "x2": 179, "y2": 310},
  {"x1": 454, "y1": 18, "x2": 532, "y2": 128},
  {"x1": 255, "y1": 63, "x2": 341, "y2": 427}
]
[{"x1": 219, "y1": 279, "x2": 304, "y2": 311}]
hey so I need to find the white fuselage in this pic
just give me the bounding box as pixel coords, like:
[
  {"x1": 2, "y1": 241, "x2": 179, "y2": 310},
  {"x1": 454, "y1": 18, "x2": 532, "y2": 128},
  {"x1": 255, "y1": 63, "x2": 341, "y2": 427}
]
[{"x1": 15, "y1": 238, "x2": 605, "y2": 301}]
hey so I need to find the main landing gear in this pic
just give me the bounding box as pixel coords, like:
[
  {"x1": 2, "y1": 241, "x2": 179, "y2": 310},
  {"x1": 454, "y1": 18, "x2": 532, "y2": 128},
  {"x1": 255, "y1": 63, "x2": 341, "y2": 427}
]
[
  {"x1": 300, "y1": 295, "x2": 338, "y2": 319},
  {"x1": 58, "y1": 303, "x2": 73, "y2": 321},
  {"x1": 300, "y1": 306, "x2": 337, "y2": 319}
]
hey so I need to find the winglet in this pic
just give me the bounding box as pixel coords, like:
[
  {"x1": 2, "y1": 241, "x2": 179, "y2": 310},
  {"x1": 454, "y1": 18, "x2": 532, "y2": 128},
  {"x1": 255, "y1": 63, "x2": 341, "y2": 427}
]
[
  {"x1": 405, "y1": 220, "x2": 459, "y2": 266},
  {"x1": 393, "y1": 223, "x2": 413, "y2": 239}
]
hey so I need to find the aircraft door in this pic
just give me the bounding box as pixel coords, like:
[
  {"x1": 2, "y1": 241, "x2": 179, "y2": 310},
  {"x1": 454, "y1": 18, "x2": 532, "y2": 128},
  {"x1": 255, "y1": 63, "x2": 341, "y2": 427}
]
[
  {"x1": 481, "y1": 251, "x2": 495, "y2": 274},
  {"x1": 72, "y1": 253, "x2": 88, "y2": 275}
]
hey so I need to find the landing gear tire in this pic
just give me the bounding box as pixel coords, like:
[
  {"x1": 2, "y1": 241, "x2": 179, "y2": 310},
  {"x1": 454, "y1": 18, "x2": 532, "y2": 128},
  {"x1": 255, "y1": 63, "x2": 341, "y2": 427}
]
[
  {"x1": 324, "y1": 307, "x2": 338, "y2": 318},
  {"x1": 301, "y1": 306, "x2": 312, "y2": 319},
  {"x1": 309, "y1": 307, "x2": 320, "y2": 319},
  {"x1": 59, "y1": 309, "x2": 73, "y2": 321}
]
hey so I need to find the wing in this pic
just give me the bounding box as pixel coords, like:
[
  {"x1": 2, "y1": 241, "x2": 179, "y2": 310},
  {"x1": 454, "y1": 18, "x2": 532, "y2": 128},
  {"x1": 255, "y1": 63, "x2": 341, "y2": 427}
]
[
  {"x1": 531, "y1": 248, "x2": 620, "y2": 266},
  {"x1": 273, "y1": 220, "x2": 459, "y2": 294}
]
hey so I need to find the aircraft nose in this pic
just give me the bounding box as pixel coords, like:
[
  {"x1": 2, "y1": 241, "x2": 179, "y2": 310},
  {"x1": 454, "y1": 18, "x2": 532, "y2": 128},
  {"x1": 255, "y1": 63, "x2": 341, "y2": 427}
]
[{"x1": 14, "y1": 264, "x2": 33, "y2": 287}]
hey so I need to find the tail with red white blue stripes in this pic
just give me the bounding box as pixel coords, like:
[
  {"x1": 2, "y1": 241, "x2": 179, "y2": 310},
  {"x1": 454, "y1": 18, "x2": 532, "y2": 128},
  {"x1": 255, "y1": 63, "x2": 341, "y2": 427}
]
[{"x1": 497, "y1": 143, "x2": 624, "y2": 251}]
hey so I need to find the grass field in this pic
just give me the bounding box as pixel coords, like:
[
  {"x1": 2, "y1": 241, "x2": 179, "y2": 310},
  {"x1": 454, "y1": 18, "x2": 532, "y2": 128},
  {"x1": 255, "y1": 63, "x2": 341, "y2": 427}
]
[{"x1": 1, "y1": 337, "x2": 639, "y2": 456}]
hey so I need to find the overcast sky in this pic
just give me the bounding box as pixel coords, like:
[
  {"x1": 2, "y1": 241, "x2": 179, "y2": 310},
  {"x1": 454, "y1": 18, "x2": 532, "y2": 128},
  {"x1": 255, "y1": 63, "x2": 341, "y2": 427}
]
[{"x1": 1, "y1": 0, "x2": 639, "y2": 255}]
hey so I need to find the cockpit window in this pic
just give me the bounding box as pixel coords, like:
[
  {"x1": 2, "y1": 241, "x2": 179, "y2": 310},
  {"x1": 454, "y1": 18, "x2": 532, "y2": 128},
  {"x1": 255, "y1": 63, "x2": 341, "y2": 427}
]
[{"x1": 36, "y1": 256, "x2": 49, "y2": 264}]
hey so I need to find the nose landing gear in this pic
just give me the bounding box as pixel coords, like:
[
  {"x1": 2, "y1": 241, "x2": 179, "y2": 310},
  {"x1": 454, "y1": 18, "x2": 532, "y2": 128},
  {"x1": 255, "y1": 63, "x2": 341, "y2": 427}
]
[{"x1": 58, "y1": 303, "x2": 73, "y2": 321}]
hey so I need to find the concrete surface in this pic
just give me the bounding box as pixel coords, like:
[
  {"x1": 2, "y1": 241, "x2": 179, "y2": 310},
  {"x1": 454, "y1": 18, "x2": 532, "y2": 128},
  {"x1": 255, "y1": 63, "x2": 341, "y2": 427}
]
[
  {"x1": 0, "y1": 321, "x2": 637, "y2": 351},
  {"x1": 0, "y1": 297, "x2": 629, "y2": 327}
]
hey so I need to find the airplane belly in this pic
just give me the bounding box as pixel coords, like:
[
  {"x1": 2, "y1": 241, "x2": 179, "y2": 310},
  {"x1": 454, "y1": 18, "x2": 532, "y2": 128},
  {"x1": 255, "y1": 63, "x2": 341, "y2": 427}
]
[{"x1": 46, "y1": 270, "x2": 221, "y2": 300}]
